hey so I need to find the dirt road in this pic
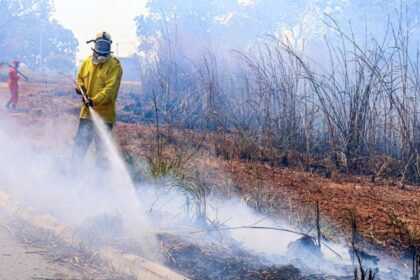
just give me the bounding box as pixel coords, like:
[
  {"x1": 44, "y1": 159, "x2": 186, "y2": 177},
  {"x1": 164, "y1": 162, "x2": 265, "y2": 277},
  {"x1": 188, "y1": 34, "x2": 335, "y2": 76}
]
[
  {"x1": 0, "y1": 210, "x2": 87, "y2": 280},
  {"x1": 0, "y1": 84, "x2": 89, "y2": 279}
]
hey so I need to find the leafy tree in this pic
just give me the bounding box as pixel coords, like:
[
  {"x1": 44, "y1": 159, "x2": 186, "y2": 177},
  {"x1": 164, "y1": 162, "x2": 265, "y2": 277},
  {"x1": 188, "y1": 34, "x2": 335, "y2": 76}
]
[
  {"x1": 135, "y1": 0, "x2": 420, "y2": 54},
  {"x1": 0, "y1": 0, "x2": 78, "y2": 72}
]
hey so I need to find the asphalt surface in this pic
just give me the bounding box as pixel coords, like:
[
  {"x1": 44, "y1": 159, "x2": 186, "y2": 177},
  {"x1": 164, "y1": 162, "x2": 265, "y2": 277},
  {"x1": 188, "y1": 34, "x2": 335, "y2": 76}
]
[{"x1": 0, "y1": 210, "x2": 85, "y2": 280}]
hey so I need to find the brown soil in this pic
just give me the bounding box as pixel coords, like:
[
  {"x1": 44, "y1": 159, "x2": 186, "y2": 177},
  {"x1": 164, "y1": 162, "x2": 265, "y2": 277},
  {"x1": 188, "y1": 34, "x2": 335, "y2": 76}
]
[{"x1": 222, "y1": 160, "x2": 420, "y2": 253}]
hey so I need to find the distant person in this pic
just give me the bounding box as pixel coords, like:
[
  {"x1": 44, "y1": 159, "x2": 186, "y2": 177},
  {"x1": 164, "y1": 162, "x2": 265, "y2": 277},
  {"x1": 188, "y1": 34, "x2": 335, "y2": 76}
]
[
  {"x1": 72, "y1": 31, "x2": 123, "y2": 169},
  {"x1": 5, "y1": 61, "x2": 20, "y2": 111}
]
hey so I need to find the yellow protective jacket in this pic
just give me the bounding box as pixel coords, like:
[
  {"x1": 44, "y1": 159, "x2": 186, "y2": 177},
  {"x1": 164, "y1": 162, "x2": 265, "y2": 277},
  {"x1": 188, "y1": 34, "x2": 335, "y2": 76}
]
[{"x1": 77, "y1": 55, "x2": 123, "y2": 124}]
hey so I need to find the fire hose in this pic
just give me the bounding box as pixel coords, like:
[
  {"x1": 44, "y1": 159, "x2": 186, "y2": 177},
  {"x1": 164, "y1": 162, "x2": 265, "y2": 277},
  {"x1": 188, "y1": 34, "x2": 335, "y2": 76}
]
[
  {"x1": 74, "y1": 81, "x2": 93, "y2": 108},
  {"x1": 0, "y1": 62, "x2": 29, "y2": 81},
  {"x1": 61, "y1": 73, "x2": 93, "y2": 108}
]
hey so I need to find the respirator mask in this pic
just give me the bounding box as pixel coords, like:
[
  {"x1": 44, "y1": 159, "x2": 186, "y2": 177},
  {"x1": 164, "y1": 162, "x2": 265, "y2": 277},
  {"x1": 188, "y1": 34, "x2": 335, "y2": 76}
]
[{"x1": 87, "y1": 32, "x2": 113, "y2": 64}]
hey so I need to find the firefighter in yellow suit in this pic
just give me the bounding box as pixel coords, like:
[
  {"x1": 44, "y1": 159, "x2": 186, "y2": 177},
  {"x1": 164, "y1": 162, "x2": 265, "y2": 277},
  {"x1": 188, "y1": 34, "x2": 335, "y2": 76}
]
[{"x1": 72, "y1": 31, "x2": 123, "y2": 169}]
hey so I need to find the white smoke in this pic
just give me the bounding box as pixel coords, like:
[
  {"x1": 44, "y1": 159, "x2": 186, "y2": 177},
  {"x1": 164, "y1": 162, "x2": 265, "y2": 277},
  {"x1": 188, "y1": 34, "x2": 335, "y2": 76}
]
[
  {"x1": 0, "y1": 108, "x2": 159, "y2": 260},
  {"x1": 138, "y1": 180, "x2": 412, "y2": 279},
  {"x1": 0, "y1": 104, "x2": 412, "y2": 279}
]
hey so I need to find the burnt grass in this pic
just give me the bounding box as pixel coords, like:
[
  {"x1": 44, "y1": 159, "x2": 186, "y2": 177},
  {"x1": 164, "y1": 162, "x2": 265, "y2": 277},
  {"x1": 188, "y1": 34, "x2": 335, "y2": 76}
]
[
  {"x1": 8, "y1": 216, "x2": 310, "y2": 280},
  {"x1": 158, "y1": 233, "x2": 303, "y2": 280},
  {"x1": 156, "y1": 233, "x2": 351, "y2": 280}
]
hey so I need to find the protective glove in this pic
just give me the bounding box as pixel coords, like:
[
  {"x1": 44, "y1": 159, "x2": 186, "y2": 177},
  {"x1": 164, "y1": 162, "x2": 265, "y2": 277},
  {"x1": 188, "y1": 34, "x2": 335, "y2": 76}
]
[
  {"x1": 83, "y1": 97, "x2": 93, "y2": 107},
  {"x1": 75, "y1": 85, "x2": 86, "y2": 95}
]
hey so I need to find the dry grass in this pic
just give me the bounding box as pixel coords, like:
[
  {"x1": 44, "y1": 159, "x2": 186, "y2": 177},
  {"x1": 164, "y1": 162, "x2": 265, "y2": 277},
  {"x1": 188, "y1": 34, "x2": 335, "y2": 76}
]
[
  {"x1": 9, "y1": 218, "x2": 129, "y2": 279},
  {"x1": 114, "y1": 121, "x2": 420, "y2": 258}
]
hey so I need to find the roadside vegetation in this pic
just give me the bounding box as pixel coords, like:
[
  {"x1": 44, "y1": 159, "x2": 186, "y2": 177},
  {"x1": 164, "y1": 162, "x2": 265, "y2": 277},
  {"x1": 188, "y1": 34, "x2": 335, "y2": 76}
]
[{"x1": 116, "y1": 9, "x2": 420, "y2": 279}]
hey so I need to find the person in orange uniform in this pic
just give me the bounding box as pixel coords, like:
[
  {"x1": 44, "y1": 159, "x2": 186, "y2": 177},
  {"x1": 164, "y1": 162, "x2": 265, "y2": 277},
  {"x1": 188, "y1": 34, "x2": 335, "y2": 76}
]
[{"x1": 5, "y1": 61, "x2": 20, "y2": 111}]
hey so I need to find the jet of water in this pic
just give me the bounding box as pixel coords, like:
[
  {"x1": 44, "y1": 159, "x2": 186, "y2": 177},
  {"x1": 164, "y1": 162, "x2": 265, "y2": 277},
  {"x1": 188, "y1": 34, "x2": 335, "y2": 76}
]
[{"x1": 89, "y1": 108, "x2": 159, "y2": 258}]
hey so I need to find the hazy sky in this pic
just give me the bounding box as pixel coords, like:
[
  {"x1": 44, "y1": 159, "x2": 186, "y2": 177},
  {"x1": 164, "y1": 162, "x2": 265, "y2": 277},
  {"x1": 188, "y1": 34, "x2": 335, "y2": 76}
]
[{"x1": 52, "y1": 0, "x2": 148, "y2": 61}]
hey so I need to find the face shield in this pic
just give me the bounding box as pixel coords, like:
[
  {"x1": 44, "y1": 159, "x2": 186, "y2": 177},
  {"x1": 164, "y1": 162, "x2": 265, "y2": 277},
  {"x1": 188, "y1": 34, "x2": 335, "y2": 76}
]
[
  {"x1": 87, "y1": 32, "x2": 113, "y2": 64},
  {"x1": 94, "y1": 39, "x2": 111, "y2": 56}
]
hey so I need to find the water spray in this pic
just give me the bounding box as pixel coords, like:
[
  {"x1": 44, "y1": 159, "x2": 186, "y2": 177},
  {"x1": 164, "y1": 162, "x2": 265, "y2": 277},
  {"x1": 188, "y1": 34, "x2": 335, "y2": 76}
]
[
  {"x1": 72, "y1": 79, "x2": 138, "y2": 201},
  {"x1": 72, "y1": 81, "x2": 158, "y2": 250}
]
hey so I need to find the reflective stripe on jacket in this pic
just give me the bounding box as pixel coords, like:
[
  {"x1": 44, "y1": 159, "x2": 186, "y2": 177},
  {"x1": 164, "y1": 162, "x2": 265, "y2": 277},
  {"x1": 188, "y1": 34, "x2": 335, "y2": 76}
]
[{"x1": 77, "y1": 55, "x2": 123, "y2": 124}]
